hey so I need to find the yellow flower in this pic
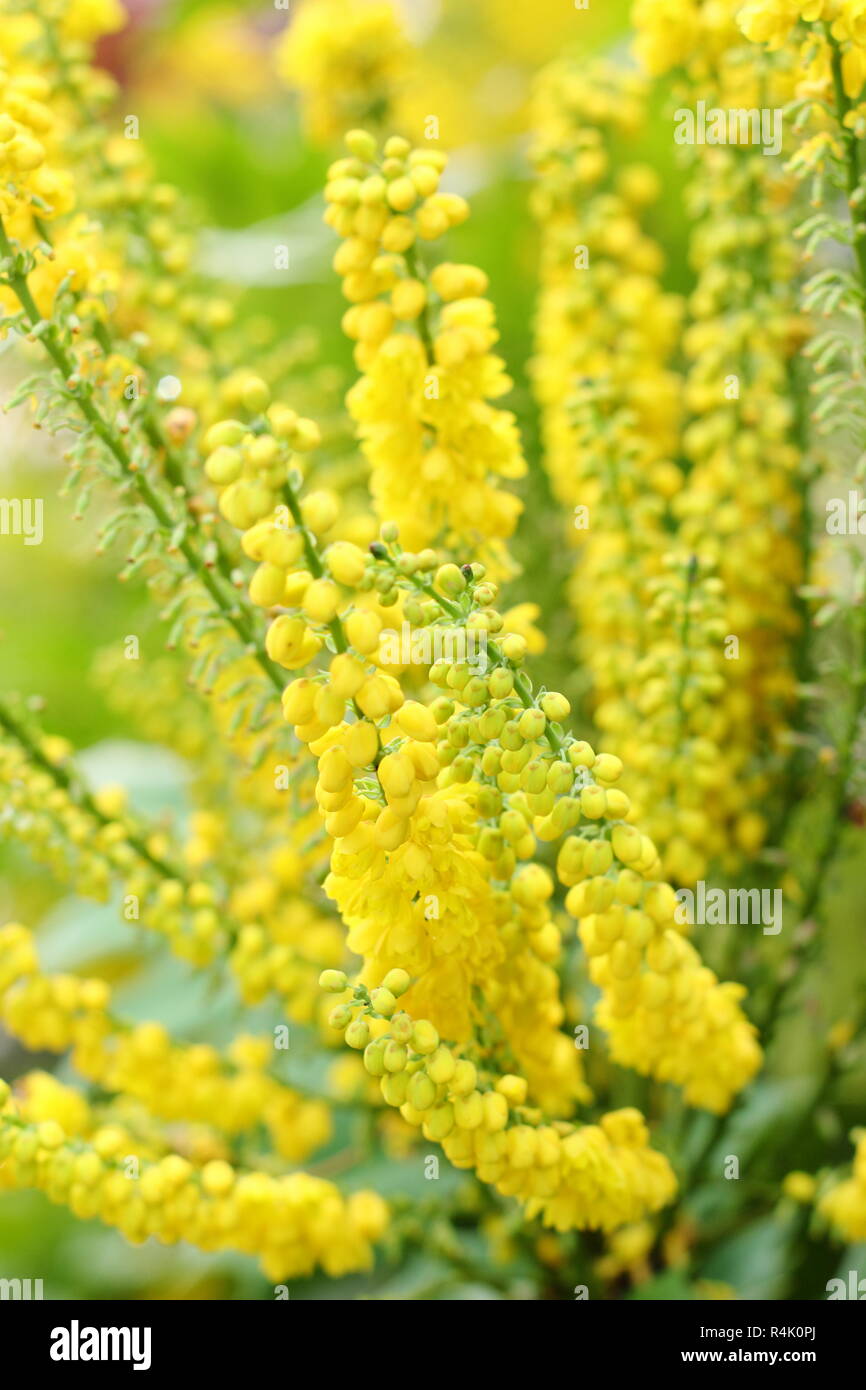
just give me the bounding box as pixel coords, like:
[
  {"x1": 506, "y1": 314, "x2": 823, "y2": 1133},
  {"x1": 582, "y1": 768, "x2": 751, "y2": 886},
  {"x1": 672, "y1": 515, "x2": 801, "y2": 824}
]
[{"x1": 276, "y1": 0, "x2": 409, "y2": 142}]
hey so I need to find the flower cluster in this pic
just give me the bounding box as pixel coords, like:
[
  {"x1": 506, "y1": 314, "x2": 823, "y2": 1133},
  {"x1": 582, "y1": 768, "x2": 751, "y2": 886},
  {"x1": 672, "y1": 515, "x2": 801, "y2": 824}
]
[
  {"x1": 819, "y1": 1132, "x2": 866, "y2": 1241},
  {"x1": 0, "y1": 709, "x2": 228, "y2": 963},
  {"x1": 323, "y1": 972, "x2": 676, "y2": 1232},
  {"x1": 532, "y1": 23, "x2": 804, "y2": 882},
  {"x1": 276, "y1": 0, "x2": 409, "y2": 142},
  {"x1": 2, "y1": 0, "x2": 863, "y2": 1301},
  {"x1": 328, "y1": 129, "x2": 526, "y2": 567},
  {"x1": 0, "y1": 926, "x2": 331, "y2": 1160},
  {"x1": 530, "y1": 62, "x2": 686, "y2": 830},
  {"x1": 0, "y1": 1072, "x2": 386, "y2": 1281}
]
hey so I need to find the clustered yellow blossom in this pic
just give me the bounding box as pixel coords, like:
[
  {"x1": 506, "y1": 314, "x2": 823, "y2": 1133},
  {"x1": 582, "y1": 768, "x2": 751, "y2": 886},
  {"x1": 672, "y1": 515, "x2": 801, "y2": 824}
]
[
  {"x1": 737, "y1": 0, "x2": 866, "y2": 96},
  {"x1": 327, "y1": 129, "x2": 526, "y2": 566},
  {"x1": 0, "y1": 926, "x2": 330, "y2": 1161},
  {"x1": 206, "y1": 397, "x2": 760, "y2": 1137},
  {"x1": 597, "y1": 556, "x2": 757, "y2": 885},
  {"x1": 275, "y1": 0, "x2": 409, "y2": 142},
  {"x1": 0, "y1": 4, "x2": 119, "y2": 319},
  {"x1": 201, "y1": 410, "x2": 586, "y2": 1114},
  {"x1": 819, "y1": 1132, "x2": 866, "y2": 1240},
  {"x1": 0, "y1": 0, "x2": 805, "y2": 1282},
  {"x1": 0, "y1": 705, "x2": 349, "y2": 1030},
  {"x1": 532, "y1": 37, "x2": 804, "y2": 882},
  {"x1": 0, "y1": 1072, "x2": 386, "y2": 1281},
  {"x1": 657, "y1": 15, "x2": 803, "y2": 849},
  {"x1": 555, "y1": 751, "x2": 762, "y2": 1111},
  {"x1": 529, "y1": 63, "x2": 685, "y2": 769},
  {"x1": 0, "y1": 723, "x2": 230, "y2": 963},
  {"x1": 321, "y1": 971, "x2": 676, "y2": 1232}
]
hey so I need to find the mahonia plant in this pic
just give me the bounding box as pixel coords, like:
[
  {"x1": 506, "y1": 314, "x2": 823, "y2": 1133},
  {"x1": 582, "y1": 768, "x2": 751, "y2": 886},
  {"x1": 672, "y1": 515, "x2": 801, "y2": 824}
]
[{"x1": 0, "y1": 0, "x2": 864, "y2": 1301}]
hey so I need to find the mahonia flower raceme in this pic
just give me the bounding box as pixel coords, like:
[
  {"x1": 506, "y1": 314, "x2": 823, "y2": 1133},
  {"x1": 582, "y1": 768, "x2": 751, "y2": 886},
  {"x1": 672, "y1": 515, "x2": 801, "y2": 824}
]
[
  {"x1": 275, "y1": 0, "x2": 410, "y2": 143},
  {"x1": 0, "y1": 4, "x2": 121, "y2": 319},
  {"x1": 0, "y1": 702, "x2": 348, "y2": 1027},
  {"x1": 205, "y1": 411, "x2": 761, "y2": 1128},
  {"x1": 530, "y1": 64, "x2": 684, "y2": 722},
  {"x1": 531, "y1": 37, "x2": 802, "y2": 883},
  {"x1": 327, "y1": 129, "x2": 526, "y2": 568},
  {"x1": 0, "y1": 1072, "x2": 387, "y2": 1281},
  {"x1": 625, "y1": 0, "x2": 805, "y2": 871},
  {"x1": 203, "y1": 423, "x2": 590, "y2": 1109},
  {"x1": 0, "y1": 926, "x2": 331, "y2": 1161},
  {"x1": 529, "y1": 61, "x2": 757, "y2": 884},
  {"x1": 0, "y1": 714, "x2": 232, "y2": 964},
  {"x1": 320, "y1": 973, "x2": 677, "y2": 1233},
  {"x1": 590, "y1": 554, "x2": 749, "y2": 886}
]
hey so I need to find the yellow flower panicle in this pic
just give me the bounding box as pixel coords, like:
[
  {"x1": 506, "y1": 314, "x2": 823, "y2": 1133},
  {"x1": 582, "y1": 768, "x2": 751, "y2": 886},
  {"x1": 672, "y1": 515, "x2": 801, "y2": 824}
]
[
  {"x1": 0, "y1": 5, "x2": 119, "y2": 319},
  {"x1": 215, "y1": 480, "x2": 593, "y2": 1111},
  {"x1": 203, "y1": 420, "x2": 584, "y2": 1114},
  {"x1": 328, "y1": 129, "x2": 526, "y2": 565},
  {"x1": 596, "y1": 555, "x2": 752, "y2": 886},
  {"x1": 322, "y1": 975, "x2": 676, "y2": 1233},
  {"x1": 275, "y1": 0, "x2": 410, "y2": 143},
  {"x1": 531, "y1": 61, "x2": 683, "y2": 481},
  {"x1": 631, "y1": 0, "x2": 804, "y2": 870},
  {"x1": 530, "y1": 62, "x2": 684, "y2": 734},
  {"x1": 0, "y1": 1073, "x2": 386, "y2": 1281},
  {"x1": 555, "y1": 747, "x2": 762, "y2": 1113},
  {"x1": 0, "y1": 926, "x2": 331, "y2": 1161},
  {"x1": 531, "y1": 46, "x2": 801, "y2": 882},
  {"x1": 0, "y1": 708, "x2": 344, "y2": 1027},
  {"x1": 0, "y1": 721, "x2": 230, "y2": 964}
]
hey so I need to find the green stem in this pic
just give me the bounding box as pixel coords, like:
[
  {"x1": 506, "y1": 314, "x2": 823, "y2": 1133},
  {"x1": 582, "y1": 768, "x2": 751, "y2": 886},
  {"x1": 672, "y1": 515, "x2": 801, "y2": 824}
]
[
  {"x1": 828, "y1": 32, "x2": 866, "y2": 287},
  {"x1": 0, "y1": 696, "x2": 178, "y2": 880},
  {"x1": 0, "y1": 216, "x2": 284, "y2": 696},
  {"x1": 385, "y1": 557, "x2": 565, "y2": 754},
  {"x1": 404, "y1": 245, "x2": 435, "y2": 361}
]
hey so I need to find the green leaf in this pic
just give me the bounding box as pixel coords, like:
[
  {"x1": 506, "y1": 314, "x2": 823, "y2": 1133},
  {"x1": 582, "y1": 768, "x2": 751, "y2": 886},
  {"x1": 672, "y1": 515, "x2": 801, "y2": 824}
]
[{"x1": 700, "y1": 1213, "x2": 797, "y2": 1300}]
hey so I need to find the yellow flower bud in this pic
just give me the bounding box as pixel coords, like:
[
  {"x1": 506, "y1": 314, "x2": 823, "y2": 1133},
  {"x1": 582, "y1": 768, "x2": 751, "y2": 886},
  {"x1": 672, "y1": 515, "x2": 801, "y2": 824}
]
[
  {"x1": 201, "y1": 1160, "x2": 235, "y2": 1196},
  {"x1": 410, "y1": 1020, "x2": 439, "y2": 1054},
  {"x1": 325, "y1": 541, "x2": 367, "y2": 587},
  {"x1": 303, "y1": 578, "x2": 340, "y2": 623},
  {"x1": 394, "y1": 701, "x2": 438, "y2": 742},
  {"x1": 386, "y1": 176, "x2": 417, "y2": 212},
  {"x1": 495, "y1": 1074, "x2": 527, "y2": 1106},
  {"x1": 345, "y1": 610, "x2": 382, "y2": 654},
  {"x1": 300, "y1": 490, "x2": 339, "y2": 535},
  {"x1": 450, "y1": 1059, "x2": 477, "y2": 1097},
  {"x1": 391, "y1": 278, "x2": 427, "y2": 320}
]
